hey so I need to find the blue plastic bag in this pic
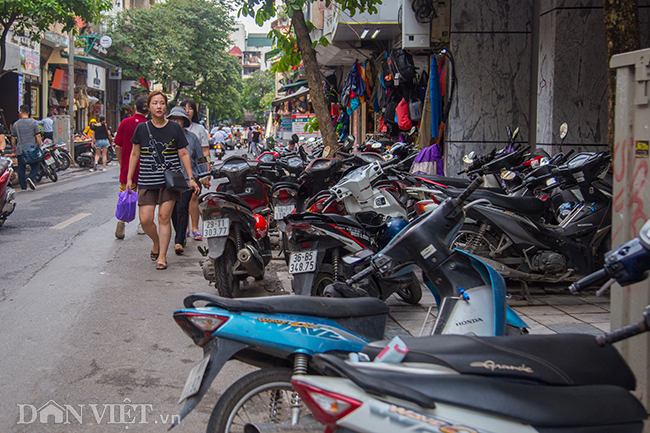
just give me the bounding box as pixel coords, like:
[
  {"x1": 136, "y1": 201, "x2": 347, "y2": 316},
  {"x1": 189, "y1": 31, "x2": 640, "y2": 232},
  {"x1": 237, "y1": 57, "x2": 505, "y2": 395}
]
[{"x1": 115, "y1": 190, "x2": 137, "y2": 223}]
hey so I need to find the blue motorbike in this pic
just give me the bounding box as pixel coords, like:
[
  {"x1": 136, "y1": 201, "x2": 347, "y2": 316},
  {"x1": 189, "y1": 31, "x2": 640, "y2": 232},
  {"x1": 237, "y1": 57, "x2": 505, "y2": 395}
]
[{"x1": 172, "y1": 177, "x2": 527, "y2": 433}]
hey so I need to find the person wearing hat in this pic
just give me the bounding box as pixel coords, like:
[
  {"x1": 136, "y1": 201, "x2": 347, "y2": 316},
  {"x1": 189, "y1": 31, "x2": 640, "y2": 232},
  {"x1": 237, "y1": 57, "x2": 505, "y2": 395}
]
[
  {"x1": 167, "y1": 106, "x2": 209, "y2": 255},
  {"x1": 83, "y1": 119, "x2": 97, "y2": 138}
]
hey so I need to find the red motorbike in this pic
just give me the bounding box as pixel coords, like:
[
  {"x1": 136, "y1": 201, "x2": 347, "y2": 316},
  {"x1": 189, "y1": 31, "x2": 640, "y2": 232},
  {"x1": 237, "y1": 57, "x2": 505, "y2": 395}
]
[{"x1": 0, "y1": 156, "x2": 16, "y2": 227}]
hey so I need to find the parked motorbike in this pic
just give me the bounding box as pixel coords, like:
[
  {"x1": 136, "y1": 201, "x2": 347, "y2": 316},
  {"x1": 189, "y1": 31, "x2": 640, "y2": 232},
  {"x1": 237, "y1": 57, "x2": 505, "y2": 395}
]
[
  {"x1": 42, "y1": 141, "x2": 72, "y2": 171},
  {"x1": 172, "y1": 177, "x2": 528, "y2": 433},
  {"x1": 32, "y1": 148, "x2": 58, "y2": 183},
  {"x1": 450, "y1": 151, "x2": 612, "y2": 285},
  {"x1": 196, "y1": 156, "x2": 272, "y2": 296},
  {"x1": 0, "y1": 156, "x2": 16, "y2": 227},
  {"x1": 288, "y1": 221, "x2": 650, "y2": 433}
]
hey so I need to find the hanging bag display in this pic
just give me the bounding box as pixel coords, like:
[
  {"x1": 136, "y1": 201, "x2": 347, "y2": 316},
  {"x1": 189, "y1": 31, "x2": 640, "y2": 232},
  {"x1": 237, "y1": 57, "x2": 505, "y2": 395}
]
[
  {"x1": 396, "y1": 98, "x2": 413, "y2": 131},
  {"x1": 390, "y1": 47, "x2": 416, "y2": 82},
  {"x1": 145, "y1": 122, "x2": 189, "y2": 193},
  {"x1": 409, "y1": 98, "x2": 423, "y2": 121}
]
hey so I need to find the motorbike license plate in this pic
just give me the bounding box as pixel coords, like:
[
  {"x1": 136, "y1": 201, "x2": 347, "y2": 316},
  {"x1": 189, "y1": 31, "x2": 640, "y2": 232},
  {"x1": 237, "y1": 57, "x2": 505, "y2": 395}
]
[
  {"x1": 178, "y1": 354, "x2": 210, "y2": 403},
  {"x1": 274, "y1": 205, "x2": 295, "y2": 220},
  {"x1": 45, "y1": 157, "x2": 55, "y2": 166},
  {"x1": 203, "y1": 218, "x2": 230, "y2": 238},
  {"x1": 289, "y1": 251, "x2": 316, "y2": 274}
]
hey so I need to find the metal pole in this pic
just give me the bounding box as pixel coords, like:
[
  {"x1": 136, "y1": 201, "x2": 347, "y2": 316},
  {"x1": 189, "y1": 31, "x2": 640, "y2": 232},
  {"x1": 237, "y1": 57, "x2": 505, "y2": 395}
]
[{"x1": 68, "y1": 30, "x2": 75, "y2": 163}]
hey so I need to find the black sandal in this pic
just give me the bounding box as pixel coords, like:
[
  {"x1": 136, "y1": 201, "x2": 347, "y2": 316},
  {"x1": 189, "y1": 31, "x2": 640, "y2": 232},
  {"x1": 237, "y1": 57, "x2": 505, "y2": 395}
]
[
  {"x1": 150, "y1": 250, "x2": 159, "y2": 261},
  {"x1": 156, "y1": 262, "x2": 167, "y2": 270}
]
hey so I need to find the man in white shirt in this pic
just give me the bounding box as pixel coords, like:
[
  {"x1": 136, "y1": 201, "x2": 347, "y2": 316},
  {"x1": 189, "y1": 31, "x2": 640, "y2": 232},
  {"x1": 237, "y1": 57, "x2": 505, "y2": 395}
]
[{"x1": 37, "y1": 111, "x2": 54, "y2": 140}]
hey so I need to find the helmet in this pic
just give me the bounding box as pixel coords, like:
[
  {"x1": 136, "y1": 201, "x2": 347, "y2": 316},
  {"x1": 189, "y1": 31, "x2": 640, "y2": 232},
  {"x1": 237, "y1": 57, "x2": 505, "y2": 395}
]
[
  {"x1": 253, "y1": 214, "x2": 269, "y2": 239},
  {"x1": 378, "y1": 217, "x2": 409, "y2": 247}
]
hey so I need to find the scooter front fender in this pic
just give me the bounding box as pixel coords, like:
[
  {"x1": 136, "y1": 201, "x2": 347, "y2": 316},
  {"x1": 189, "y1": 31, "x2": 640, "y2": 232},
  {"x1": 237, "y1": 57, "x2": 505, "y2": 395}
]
[
  {"x1": 172, "y1": 338, "x2": 250, "y2": 427},
  {"x1": 208, "y1": 237, "x2": 228, "y2": 260}
]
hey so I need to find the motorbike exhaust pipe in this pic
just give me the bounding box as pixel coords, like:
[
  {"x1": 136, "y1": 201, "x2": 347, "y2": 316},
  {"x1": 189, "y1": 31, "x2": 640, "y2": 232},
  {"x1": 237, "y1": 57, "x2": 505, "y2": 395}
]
[
  {"x1": 244, "y1": 424, "x2": 324, "y2": 433},
  {"x1": 237, "y1": 245, "x2": 265, "y2": 279}
]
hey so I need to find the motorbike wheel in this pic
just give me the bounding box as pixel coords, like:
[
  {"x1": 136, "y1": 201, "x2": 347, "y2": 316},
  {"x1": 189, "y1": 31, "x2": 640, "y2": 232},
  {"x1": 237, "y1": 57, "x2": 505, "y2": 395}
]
[
  {"x1": 47, "y1": 167, "x2": 58, "y2": 182},
  {"x1": 56, "y1": 152, "x2": 72, "y2": 171},
  {"x1": 215, "y1": 240, "x2": 240, "y2": 298},
  {"x1": 396, "y1": 275, "x2": 423, "y2": 305},
  {"x1": 206, "y1": 367, "x2": 314, "y2": 433},
  {"x1": 451, "y1": 223, "x2": 500, "y2": 257},
  {"x1": 312, "y1": 264, "x2": 335, "y2": 296}
]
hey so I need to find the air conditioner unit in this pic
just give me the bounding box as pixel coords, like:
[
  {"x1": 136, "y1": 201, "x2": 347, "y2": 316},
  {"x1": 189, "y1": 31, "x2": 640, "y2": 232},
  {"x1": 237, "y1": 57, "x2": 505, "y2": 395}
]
[{"x1": 402, "y1": 0, "x2": 431, "y2": 49}]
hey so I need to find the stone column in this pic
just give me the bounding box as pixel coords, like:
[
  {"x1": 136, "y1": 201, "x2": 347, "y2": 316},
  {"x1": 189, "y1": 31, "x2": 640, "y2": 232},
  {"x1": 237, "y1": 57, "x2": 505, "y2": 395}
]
[
  {"x1": 536, "y1": 0, "x2": 609, "y2": 155},
  {"x1": 446, "y1": 0, "x2": 532, "y2": 176}
]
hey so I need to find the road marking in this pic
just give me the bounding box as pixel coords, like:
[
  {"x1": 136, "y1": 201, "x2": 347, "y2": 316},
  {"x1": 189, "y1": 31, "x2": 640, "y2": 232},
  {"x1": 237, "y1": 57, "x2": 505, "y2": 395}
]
[{"x1": 50, "y1": 213, "x2": 91, "y2": 230}]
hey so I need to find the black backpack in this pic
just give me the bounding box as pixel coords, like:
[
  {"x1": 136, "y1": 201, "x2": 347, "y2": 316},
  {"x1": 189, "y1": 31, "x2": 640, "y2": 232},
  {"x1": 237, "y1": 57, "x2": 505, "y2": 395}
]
[{"x1": 391, "y1": 48, "x2": 416, "y2": 83}]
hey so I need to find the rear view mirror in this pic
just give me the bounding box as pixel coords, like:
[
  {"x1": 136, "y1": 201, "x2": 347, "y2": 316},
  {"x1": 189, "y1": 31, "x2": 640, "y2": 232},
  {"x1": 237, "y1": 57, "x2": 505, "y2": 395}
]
[
  {"x1": 559, "y1": 123, "x2": 568, "y2": 140},
  {"x1": 322, "y1": 146, "x2": 331, "y2": 158},
  {"x1": 462, "y1": 151, "x2": 476, "y2": 164},
  {"x1": 291, "y1": 134, "x2": 299, "y2": 143}
]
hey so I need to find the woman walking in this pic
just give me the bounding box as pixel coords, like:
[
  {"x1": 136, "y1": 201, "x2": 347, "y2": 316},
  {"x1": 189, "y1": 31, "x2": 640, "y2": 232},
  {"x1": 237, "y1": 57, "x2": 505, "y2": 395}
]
[
  {"x1": 126, "y1": 91, "x2": 200, "y2": 270},
  {"x1": 180, "y1": 99, "x2": 210, "y2": 241},
  {"x1": 90, "y1": 116, "x2": 112, "y2": 172}
]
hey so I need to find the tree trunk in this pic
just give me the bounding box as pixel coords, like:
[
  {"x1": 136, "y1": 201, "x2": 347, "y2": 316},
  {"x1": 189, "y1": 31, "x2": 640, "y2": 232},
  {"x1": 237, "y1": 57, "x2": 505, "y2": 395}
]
[
  {"x1": 291, "y1": 9, "x2": 338, "y2": 151},
  {"x1": 603, "y1": 0, "x2": 639, "y2": 155},
  {"x1": 0, "y1": 14, "x2": 18, "y2": 75}
]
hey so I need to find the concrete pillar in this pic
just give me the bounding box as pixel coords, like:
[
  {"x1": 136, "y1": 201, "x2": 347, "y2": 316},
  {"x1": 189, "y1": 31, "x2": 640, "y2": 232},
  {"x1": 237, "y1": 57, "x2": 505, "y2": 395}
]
[
  {"x1": 446, "y1": 0, "x2": 532, "y2": 175},
  {"x1": 610, "y1": 48, "x2": 650, "y2": 421},
  {"x1": 536, "y1": 1, "x2": 609, "y2": 156}
]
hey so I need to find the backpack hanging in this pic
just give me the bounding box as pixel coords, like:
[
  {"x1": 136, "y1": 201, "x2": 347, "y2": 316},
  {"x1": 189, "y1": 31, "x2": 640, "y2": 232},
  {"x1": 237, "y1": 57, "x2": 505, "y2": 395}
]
[{"x1": 390, "y1": 47, "x2": 416, "y2": 83}]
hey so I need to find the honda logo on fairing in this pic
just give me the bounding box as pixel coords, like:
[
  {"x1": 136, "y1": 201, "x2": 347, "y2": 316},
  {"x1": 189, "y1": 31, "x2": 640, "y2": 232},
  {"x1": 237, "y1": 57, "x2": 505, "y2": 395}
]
[{"x1": 455, "y1": 317, "x2": 483, "y2": 327}]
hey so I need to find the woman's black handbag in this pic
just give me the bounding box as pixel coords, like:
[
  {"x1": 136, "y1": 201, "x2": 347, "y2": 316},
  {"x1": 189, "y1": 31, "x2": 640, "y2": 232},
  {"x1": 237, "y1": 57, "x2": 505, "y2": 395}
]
[{"x1": 164, "y1": 170, "x2": 189, "y2": 192}]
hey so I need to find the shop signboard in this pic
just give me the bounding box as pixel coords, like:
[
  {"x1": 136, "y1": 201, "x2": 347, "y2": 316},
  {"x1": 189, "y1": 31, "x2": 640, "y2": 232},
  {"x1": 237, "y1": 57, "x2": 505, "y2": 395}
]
[
  {"x1": 86, "y1": 64, "x2": 106, "y2": 91},
  {"x1": 52, "y1": 69, "x2": 69, "y2": 91},
  {"x1": 17, "y1": 75, "x2": 23, "y2": 109},
  {"x1": 291, "y1": 114, "x2": 321, "y2": 140},
  {"x1": 280, "y1": 114, "x2": 292, "y2": 139},
  {"x1": 19, "y1": 48, "x2": 40, "y2": 77}
]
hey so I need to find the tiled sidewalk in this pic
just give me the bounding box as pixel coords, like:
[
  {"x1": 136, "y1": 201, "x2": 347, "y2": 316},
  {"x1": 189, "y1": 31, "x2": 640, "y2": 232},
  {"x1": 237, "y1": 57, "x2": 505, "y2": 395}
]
[
  {"x1": 275, "y1": 265, "x2": 611, "y2": 339},
  {"x1": 384, "y1": 284, "x2": 611, "y2": 338}
]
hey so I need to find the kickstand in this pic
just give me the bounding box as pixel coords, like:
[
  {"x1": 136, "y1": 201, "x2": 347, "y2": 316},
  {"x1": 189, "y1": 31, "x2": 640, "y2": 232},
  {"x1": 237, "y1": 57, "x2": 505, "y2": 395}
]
[{"x1": 520, "y1": 280, "x2": 533, "y2": 305}]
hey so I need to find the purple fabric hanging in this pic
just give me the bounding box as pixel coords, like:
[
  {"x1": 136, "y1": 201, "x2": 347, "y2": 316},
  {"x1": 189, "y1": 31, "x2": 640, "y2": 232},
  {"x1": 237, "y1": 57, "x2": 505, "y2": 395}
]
[{"x1": 412, "y1": 144, "x2": 445, "y2": 176}]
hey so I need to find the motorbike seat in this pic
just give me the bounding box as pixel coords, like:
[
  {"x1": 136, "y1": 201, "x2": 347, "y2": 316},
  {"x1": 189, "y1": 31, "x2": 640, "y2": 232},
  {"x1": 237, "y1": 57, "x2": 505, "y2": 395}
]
[
  {"x1": 445, "y1": 187, "x2": 547, "y2": 216},
  {"x1": 200, "y1": 192, "x2": 252, "y2": 210},
  {"x1": 362, "y1": 334, "x2": 636, "y2": 389},
  {"x1": 353, "y1": 366, "x2": 646, "y2": 429},
  {"x1": 186, "y1": 293, "x2": 388, "y2": 317}
]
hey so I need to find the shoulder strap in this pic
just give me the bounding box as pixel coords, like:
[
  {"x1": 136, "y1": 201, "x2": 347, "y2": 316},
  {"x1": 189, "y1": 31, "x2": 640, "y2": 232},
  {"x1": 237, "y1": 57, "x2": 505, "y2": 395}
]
[{"x1": 145, "y1": 120, "x2": 153, "y2": 138}]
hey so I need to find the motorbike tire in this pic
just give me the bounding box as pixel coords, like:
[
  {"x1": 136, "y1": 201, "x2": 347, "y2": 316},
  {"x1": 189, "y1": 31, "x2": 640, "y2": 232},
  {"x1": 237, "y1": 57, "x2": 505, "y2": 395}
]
[
  {"x1": 312, "y1": 264, "x2": 335, "y2": 296},
  {"x1": 206, "y1": 367, "x2": 314, "y2": 433},
  {"x1": 56, "y1": 152, "x2": 72, "y2": 171},
  {"x1": 215, "y1": 240, "x2": 239, "y2": 298},
  {"x1": 396, "y1": 274, "x2": 423, "y2": 305},
  {"x1": 47, "y1": 167, "x2": 58, "y2": 183}
]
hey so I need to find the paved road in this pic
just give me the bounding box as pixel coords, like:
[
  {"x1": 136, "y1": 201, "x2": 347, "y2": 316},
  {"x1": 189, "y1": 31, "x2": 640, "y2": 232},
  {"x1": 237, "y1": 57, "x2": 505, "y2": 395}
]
[{"x1": 0, "y1": 157, "x2": 288, "y2": 432}]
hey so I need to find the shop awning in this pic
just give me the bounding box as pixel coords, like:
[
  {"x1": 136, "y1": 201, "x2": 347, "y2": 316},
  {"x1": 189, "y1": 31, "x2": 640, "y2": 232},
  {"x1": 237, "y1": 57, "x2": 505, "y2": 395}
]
[
  {"x1": 60, "y1": 52, "x2": 118, "y2": 70},
  {"x1": 272, "y1": 86, "x2": 310, "y2": 106},
  {"x1": 278, "y1": 80, "x2": 308, "y2": 92}
]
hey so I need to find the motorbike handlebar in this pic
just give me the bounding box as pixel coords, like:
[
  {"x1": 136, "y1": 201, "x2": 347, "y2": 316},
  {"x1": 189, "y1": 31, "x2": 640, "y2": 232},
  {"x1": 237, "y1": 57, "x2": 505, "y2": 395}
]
[
  {"x1": 321, "y1": 194, "x2": 337, "y2": 209},
  {"x1": 569, "y1": 268, "x2": 609, "y2": 294},
  {"x1": 346, "y1": 266, "x2": 375, "y2": 286},
  {"x1": 596, "y1": 317, "x2": 649, "y2": 346},
  {"x1": 453, "y1": 176, "x2": 483, "y2": 206}
]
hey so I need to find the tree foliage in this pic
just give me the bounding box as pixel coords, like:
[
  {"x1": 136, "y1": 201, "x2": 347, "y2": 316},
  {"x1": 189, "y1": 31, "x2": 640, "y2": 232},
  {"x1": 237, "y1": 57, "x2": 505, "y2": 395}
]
[
  {"x1": 242, "y1": 69, "x2": 274, "y2": 123},
  {"x1": 0, "y1": 0, "x2": 111, "y2": 73},
  {"x1": 108, "y1": 0, "x2": 243, "y2": 121},
  {"x1": 237, "y1": 0, "x2": 381, "y2": 148}
]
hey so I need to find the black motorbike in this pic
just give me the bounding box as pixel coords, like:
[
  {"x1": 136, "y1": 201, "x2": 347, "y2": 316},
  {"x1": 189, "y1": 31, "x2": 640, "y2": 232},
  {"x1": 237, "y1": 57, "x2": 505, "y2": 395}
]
[
  {"x1": 449, "y1": 151, "x2": 611, "y2": 285},
  {"x1": 197, "y1": 156, "x2": 273, "y2": 297},
  {"x1": 286, "y1": 211, "x2": 422, "y2": 304}
]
